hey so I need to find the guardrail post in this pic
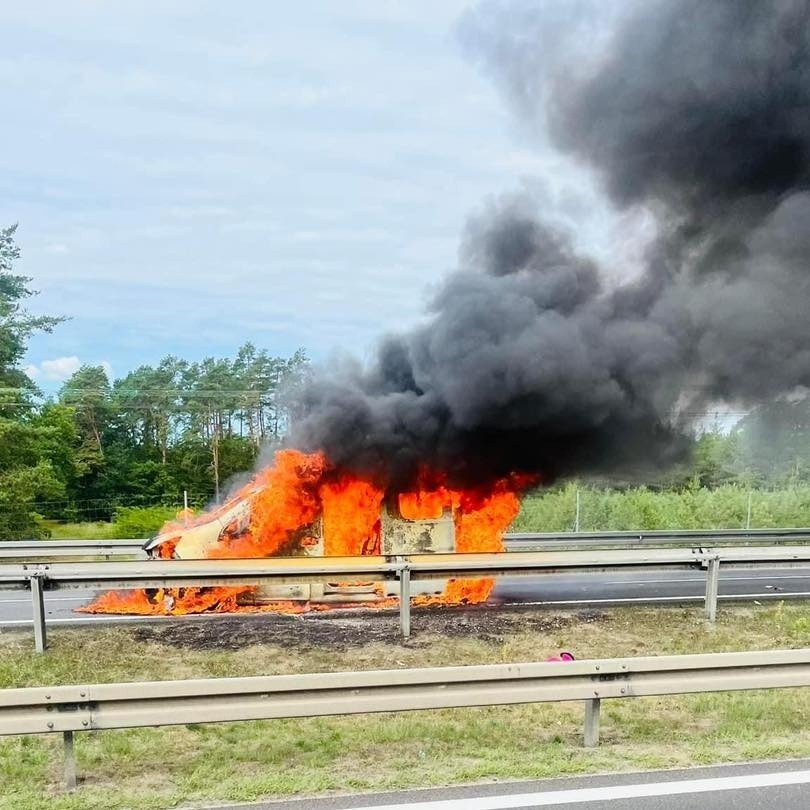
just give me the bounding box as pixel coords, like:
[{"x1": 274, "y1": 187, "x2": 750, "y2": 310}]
[
  {"x1": 63, "y1": 731, "x2": 77, "y2": 791},
  {"x1": 584, "y1": 698, "x2": 601, "y2": 747},
  {"x1": 705, "y1": 556, "x2": 720, "y2": 623},
  {"x1": 399, "y1": 565, "x2": 411, "y2": 640},
  {"x1": 30, "y1": 574, "x2": 47, "y2": 653}
]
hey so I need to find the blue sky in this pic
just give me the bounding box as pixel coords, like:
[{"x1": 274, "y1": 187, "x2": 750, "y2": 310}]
[{"x1": 1, "y1": 1, "x2": 644, "y2": 391}]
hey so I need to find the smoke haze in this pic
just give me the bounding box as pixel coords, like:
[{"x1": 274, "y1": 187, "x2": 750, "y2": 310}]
[{"x1": 291, "y1": 0, "x2": 810, "y2": 489}]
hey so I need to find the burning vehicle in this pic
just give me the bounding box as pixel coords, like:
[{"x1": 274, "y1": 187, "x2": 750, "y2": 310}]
[
  {"x1": 84, "y1": 450, "x2": 527, "y2": 616},
  {"x1": 142, "y1": 484, "x2": 455, "y2": 604}
]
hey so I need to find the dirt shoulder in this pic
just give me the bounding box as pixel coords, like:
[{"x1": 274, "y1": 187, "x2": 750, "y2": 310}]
[{"x1": 129, "y1": 604, "x2": 604, "y2": 652}]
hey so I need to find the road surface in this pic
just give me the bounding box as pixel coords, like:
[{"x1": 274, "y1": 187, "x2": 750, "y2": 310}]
[
  {"x1": 203, "y1": 760, "x2": 810, "y2": 809},
  {"x1": 0, "y1": 566, "x2": 808, "y2": 627}
]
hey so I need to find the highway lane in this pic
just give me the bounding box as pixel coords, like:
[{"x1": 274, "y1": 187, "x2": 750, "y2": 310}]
[
  {"x1": 204, "y1": 760, "x2": 810, "y2": 809},
  {"x1": 0, "y1": 566, "x2": 809, "y2": 626},
  {"x1": 493, "y1": 566, "x2": 810, "y2": 606}
]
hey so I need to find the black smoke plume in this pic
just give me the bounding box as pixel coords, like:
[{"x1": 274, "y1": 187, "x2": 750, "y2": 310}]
[{"x1": 291, "y1": 0, "x2": 810, "y2": 489}]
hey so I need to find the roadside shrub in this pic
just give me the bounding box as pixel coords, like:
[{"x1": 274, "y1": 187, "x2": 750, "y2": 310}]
[
  {"x1": 512, "y1": 484, "x2": 810, "y2": 532},
  {"x1": 113, "y1": 506, "x2": 177, "y2": 539}
]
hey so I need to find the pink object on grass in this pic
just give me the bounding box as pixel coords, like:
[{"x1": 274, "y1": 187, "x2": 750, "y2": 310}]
[{"x1": 545, "y1": 651, "x2": 575, "y2": 662}]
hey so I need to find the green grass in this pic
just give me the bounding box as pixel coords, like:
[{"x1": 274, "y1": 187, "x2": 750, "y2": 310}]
[
  {"x1": 41, "y1": 506, "x2": 177, "y2": 541},
  {"x1": 1, "y1": 604, "x2": 810, "y2": 809},
  {"x1": 42, "y1": 522, "x2": 121, "y2": 540}
]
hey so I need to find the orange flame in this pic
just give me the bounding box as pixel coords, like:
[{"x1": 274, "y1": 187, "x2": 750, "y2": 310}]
[
  {"x1": 320, "y1": 475, "x2": 383, "y2": 556},
  {"x1": 400, "y1": 475, "x2": 522, "y2": 606},
  {"x1": 209, "y1": 450, "x2": 326, "y2": 559},
  {"x1": 82, "y1": 450, "x2": 532, "y2": 617}
]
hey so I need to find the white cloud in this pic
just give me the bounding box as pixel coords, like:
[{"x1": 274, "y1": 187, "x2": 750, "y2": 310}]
[
  {"x1": 26, "y1": 356, "x2": 114, "y2": 384},
  {"x1": 24, "y1": 356, "x2": 82, "y2": 383},
  {"x1": 0, "y1": 2, "x2": 549, "y2": 374},
  {"x1": 39, "y1": 356, "x2": 82, "y2": 381}
]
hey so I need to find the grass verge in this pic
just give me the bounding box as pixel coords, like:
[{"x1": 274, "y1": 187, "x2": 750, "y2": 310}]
[
  {"x1": 1, "y1": 604, "x2": 809, "y2": 810},
  {"x1": 41, "y1": 522, "x2": 120, "y2": 540}
]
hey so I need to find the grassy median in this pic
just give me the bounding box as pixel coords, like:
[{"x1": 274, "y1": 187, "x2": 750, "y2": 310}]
[{"x1": 1, "y1": 603, "x2": 809, "y2": 810}]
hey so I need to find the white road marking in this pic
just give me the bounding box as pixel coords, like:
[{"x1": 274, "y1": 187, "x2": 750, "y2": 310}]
[
  {"x1": 350, "y1": 769, "x2": 810, "y2": 809},
  {"x1": 0, "y1": 596, "x2": 91, "y2": 603},
  {"x1": 602, "y1": 574, "x2": 810, "y2": 585},
  {"x1": 602, "y1": 577, "x2": 702, "y2": 585},
  {"x1": 0, "y1": 615, "x2": 159, "y2": 626},
  {"x1": 504, "y1": 591, "x2": 810, "y2": 606},
  {"x1": 721, "y1": 573, "x2": 810, "y2": 579}
]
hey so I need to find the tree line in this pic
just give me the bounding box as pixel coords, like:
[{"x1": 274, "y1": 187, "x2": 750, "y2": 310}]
[
  {"x1": 55, "y1": 344, "x2": 308, "y2": 511},
  {"x1": 0, "y1": 225, "x2": 308, "y2": 537}
]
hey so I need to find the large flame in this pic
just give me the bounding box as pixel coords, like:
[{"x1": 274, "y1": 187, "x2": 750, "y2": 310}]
[
  {"x1": 404, "y1": 477, "x2": 523, "y2": 606},
  {"x1": 83, "y1": 449, "x2": 529, "y2": 616},
  {"x1": 320, "y1": 475, "x2": 383, "y2": 556}
]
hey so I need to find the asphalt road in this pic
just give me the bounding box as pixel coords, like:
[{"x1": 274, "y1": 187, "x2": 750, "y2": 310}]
[
  {"x1": 202, "y1": 760, "x2": 810, "y2": 809},
  {"x1": 0, "y1": 566, "x2": 809, "y2": 626},
  {"x1": 492, "y1": 566, "x2": 810, "y2": 606}
]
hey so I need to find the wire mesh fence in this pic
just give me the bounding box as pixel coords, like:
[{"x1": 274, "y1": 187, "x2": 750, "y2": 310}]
[{"x1": 0, "y1": 492, "x2": 217, "y2": 540}]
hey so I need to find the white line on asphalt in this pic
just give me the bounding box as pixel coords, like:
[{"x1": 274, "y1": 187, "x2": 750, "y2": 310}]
[
  {"x1": 509, "y1": 591, "x2": 810, "y2": 606},
  {"x1": 603, "y1": 574, "x2": 810, "y2": 585},
  {"x1": 0, "y1": 615, "x2": 153, "y2": 626},
  {"x1": 350, "y1": 768, "x2": 810, "y2": 809},
  {"x1": 602, "y1": 577, "x2": 703, "y2": 585},
  {"x1": 721, "y1": 573, "x2": 810, "y2": 579},
  {"x1": 0, "y1": 596, "x2": 90, "y2": 603}
]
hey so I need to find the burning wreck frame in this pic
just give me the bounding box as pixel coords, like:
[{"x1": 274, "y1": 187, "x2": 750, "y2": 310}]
[{"x1": 88, "y1": 449, "x2": 528, "y2": 617}]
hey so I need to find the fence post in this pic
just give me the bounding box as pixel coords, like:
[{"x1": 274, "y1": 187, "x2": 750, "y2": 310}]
[
  {"x1": 30, "y1": 574, "x2": 47, "y2": 653},
  {"x1": 63, "y1": 731, "x2": 77, "y2": 791},
  {"x1": 399, "y1": 565, "x2": 411, "y2": 640},
  {"x1": 584, "y1": 698, "x2": 601, "y2": 747},
  {"x1": 705, "y1": 556, "x2": 720, "y2": 623}
]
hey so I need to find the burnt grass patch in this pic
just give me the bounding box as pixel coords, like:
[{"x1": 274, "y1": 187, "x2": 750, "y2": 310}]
[{"x1": 131, "y1": 605, "x2": 606, "y2": 651}]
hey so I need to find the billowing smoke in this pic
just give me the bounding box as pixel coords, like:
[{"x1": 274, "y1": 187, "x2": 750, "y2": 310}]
[{"x1": 291, "y1": 0, "x2": 810, "y2": 489}]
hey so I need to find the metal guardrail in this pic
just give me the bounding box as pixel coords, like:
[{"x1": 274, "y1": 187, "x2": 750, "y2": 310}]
[
  {"x1": 4, "y1": 527, "x2": 810, "y2": 560},
  {"x1": 2, "y1": 648, "x2": 809, "y2": 790},
  {"x1": 4, "y1": 546, "x2": 810, "y2": 651},
  {"x1": 505, "y1": 527, "x2": 810, "y2": 548},
  {"x1": 0, "y1": 539, "x2": 146, "y2": 560}
]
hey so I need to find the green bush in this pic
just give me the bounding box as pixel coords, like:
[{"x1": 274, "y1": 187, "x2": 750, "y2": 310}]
[
  {"x1": 512, "y1": 483, "x2": 810, "y2": 532},
  {"x1": 113, "y1": 506, "x2": 178, "y2": 539}
]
